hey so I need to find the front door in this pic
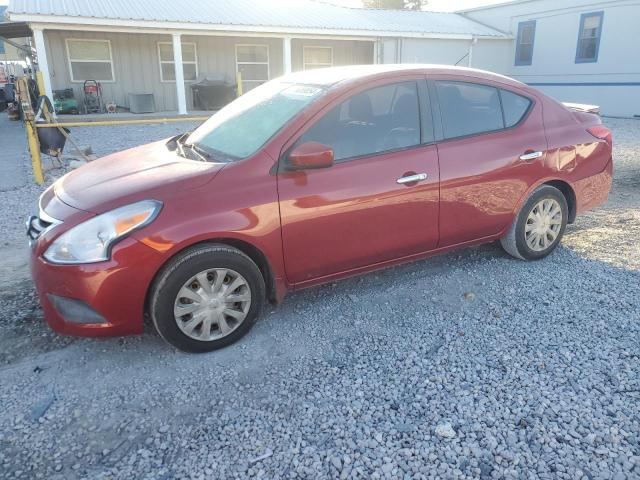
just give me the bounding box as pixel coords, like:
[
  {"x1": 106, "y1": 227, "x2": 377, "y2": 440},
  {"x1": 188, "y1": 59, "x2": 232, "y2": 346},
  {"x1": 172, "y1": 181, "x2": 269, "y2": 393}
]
[{"x1": 277, "y1": 80, "x2": 440, "y2": 285}]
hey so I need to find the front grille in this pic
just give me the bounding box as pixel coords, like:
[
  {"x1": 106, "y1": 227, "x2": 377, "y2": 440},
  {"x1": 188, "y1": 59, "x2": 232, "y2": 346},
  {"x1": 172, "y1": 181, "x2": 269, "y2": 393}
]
[
  {"x1": 28, "y1": 189, "x2": 63, "y2": 244},
  {"x1": 26, "y1": 215, "x2": 53, "y2": 241}
]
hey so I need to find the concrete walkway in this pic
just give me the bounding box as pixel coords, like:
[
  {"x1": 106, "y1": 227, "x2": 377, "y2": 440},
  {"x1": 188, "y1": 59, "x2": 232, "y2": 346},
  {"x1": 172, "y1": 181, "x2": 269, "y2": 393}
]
[{"x1": 0, "y1": 113, "x2": 28, "y2": 192}]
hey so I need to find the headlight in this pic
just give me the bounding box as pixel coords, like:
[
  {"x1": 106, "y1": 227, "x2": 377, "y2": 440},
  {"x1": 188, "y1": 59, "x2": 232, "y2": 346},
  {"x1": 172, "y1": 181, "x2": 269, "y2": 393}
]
[{"x1": 44, "y1": 200, "x2": 162, "y2": 264}]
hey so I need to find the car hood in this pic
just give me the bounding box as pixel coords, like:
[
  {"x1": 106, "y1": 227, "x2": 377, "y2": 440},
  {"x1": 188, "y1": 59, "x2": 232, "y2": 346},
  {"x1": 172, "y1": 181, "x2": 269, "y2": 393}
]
[{"x1": 55, "y1": 139, "x2": 225, "y2": 213}]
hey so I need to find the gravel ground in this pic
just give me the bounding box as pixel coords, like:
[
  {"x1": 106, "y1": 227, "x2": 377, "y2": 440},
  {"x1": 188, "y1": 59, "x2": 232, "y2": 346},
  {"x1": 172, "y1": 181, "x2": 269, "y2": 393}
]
[{"x1": 0, "y1": 118, "x2": 638, "y2": 479}]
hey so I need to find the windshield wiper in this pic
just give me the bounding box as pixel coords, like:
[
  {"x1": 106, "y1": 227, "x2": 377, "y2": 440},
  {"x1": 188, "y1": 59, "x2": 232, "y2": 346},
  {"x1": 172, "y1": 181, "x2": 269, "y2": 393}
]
[
  {"x1": 174, "y1": 133, "x2": 209, "y2": 162},
  {"x1": 175, "y1": 132, "x2": 189, "y2": 159},
  {"x1": 184, "y1": 143, "x2": 210, "y2": 162}
]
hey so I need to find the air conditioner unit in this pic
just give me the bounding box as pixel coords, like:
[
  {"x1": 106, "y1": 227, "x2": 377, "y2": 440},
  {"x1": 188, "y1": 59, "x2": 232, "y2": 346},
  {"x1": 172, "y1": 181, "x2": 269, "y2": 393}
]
[{"x1": 128, "y1": 93, "x2": 155, "y2": 114}]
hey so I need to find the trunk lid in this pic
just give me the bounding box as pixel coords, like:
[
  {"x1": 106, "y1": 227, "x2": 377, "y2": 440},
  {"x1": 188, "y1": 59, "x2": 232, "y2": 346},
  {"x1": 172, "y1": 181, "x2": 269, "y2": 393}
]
[
  {"x1": 562, "y1": 102, "x2": 600, "y2": 115},
  {"x1": 563, "y1": 102, "x2": 602, "y2": 128}
]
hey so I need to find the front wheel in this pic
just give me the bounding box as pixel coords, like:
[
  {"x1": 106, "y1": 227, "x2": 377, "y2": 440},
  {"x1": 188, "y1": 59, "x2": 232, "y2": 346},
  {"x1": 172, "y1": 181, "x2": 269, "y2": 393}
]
[
  {"x1": 150, "y1": 244, "x2": 265, "y2": 353},
  {"x1": 500, "y1": 185, "x2": 568, "y2": 260}
]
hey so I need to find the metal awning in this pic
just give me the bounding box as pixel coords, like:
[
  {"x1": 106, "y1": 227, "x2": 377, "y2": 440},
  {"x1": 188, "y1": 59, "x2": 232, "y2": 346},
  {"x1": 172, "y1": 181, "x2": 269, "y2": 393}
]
[{"x1": 0, "y1": 21, "x2": 31, "y2": 39}]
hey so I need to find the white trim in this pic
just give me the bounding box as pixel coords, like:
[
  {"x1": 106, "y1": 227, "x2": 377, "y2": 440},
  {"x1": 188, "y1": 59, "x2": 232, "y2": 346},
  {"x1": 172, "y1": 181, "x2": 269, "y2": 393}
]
[
  {"x1": 172, "y1": 33, "x2": 187, "y2": 115},
  {"x1": 283, "y1": 36, "x2": 292, "y2": 74},
  {"x1": 11, "y1": 14, "x2": 508, "y2": 40},
  {"x1": 64, "y1": 38, "x2": 115, "y2": 83},
  {"x1": 28, "y1": 22, "x2": 381, "y2": 40},
  {"x1": 32, "y1": 28, "x2": 54, "y2": 107},
  {"x1": 235, "y1": 44, "x2": 270, "y2": 90},
  {"x1": 157, "y1": 40, "x2": 198, "y2": 83},
  {"x1": 302, "y1": 45, "x2": 333, "y2": 71}
]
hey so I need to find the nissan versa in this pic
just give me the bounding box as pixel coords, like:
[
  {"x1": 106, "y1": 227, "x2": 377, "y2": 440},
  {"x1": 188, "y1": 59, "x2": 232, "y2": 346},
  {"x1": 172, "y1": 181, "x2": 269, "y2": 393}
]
[{"x1": 27, "y1": 65, "x2": 613, "y2": 353}]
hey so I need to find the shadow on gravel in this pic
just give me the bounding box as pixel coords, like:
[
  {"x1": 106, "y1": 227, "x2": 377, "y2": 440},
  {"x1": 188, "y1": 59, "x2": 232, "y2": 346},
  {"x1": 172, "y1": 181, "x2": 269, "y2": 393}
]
[
  {"x1": 0, "y1": 279, "x2": 76, "y2": 366},
  {"x1": 2, "y1": 235, "x2": 638, "y2": 366}
]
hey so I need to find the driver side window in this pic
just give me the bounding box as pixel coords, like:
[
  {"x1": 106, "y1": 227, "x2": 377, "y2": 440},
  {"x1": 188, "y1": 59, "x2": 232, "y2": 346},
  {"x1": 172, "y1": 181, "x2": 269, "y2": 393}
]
[{"x1": 297, "y1": 81, "x2": 421, "y2": 162}]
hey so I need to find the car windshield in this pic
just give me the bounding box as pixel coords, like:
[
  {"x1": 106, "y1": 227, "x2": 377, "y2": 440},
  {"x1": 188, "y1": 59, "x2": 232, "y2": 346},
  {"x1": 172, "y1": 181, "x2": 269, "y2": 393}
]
[{"x1": 186, "y1": 82, "x2": 325, "y2": 161}]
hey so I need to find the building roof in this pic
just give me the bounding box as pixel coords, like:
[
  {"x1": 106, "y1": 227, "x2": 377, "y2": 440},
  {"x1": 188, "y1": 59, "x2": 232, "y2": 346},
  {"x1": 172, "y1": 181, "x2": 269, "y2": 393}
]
[
  {"x1": 1, "y1": 5, "x2": 31, "y2": 41},
  {"x1": 0, "y1": 20, "x2": 31, "y2": 39},
  {"x1": 7, "y1": 0, "x2": 508, "y2": 38}
]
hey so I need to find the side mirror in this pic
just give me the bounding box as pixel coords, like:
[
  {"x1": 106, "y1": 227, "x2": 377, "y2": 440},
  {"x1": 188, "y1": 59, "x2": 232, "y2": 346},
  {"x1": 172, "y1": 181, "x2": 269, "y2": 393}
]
[{"x1": 287, "y1": 142, "x2": 334, "y2": 170}]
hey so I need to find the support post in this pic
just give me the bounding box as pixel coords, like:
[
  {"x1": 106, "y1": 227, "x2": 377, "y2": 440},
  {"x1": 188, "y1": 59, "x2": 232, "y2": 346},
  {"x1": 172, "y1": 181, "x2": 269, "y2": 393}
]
[
  {"x1": 17, "y1": 76, "x2": 44, "y2": 185},
  {"x1": 35, "y1": 71, "x2": 53, "y2": 119},
  {"x1": 468, "y1": 37, "x2": 477, "y2": 68},
  {"x1": 236, "y1": 72, "x2": 243, "y2": 97},
  {"x1": 26, "y1": 121, "x2": 44, "y2": 185},
  {"x1": 172, "y1": 33, "x2": 188, "y2": 115},
  {"x1": 283, "y1": 36, "x2": 292, "y2": 74},
  {"x1": 373, "y1": 39, "x2": 379, "y2": 64},
  {"x1": 32, "y1": 28, "x2": 54, "y2": 108}
]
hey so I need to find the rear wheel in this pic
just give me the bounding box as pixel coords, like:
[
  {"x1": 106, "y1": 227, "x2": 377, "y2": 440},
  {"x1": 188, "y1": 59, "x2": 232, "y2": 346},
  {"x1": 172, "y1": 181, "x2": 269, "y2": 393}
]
[
  {"x1": 150, "y1": 244, "x2": 265, "y2": 353},
  {"x1": 500, "y1": 185, "x2": 568, "y2": 260}
]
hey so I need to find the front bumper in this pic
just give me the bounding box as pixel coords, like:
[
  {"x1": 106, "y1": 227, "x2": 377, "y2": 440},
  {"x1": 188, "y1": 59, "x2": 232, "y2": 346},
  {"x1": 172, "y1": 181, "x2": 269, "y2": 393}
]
[{"x1": 30, "y1": 236, "x2": 165, "y2": 337}]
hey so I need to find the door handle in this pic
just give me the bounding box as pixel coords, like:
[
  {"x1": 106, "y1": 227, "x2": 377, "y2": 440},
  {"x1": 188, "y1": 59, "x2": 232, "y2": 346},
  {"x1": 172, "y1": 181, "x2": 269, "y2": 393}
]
[
  {"x1": 519, "y1": 151, "x2": 543, "y2": 161},
  {"x1": 396, "y1": 173, "x2": 428, "y2": 184}
]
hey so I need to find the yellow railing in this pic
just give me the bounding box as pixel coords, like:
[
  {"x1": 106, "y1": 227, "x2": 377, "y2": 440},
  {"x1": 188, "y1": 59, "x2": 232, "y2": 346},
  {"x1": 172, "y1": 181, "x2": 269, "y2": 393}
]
[
  {"x1": 21, "y1": 69, "x2": 245, "y2": 185},
  {"x1": 34, "y1": 117, "x2": 209, "y2": 128}
]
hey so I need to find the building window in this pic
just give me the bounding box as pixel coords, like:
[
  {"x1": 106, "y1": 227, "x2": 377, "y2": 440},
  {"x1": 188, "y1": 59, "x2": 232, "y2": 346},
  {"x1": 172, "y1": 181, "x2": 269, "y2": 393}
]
[
  {"x1": 576, "y1": 11, "x2": 604, "y2": 63},
  {"x1": 66, "y1": 39, "x2": 114, "y2": 82},
  {"x1": 158, "y1": 42, "x2": 198, "y2": 82},
  {"x1": 235, "y1": 45, "x2": 270, "y2": 91},
  {"x1": 514, "y1": 20, "x2": 535, "y2": 66},
  {"x1": 303, "y1": 46, "x2": 333, "y2": 70}
]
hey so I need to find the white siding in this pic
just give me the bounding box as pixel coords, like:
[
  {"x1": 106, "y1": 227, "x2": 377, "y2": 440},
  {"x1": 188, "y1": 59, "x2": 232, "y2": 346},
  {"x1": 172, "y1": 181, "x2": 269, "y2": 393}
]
[
  {"x1": 401, "y1": 38, "x2": 471, "y2": 65},
  {"x1": 45, "y1": 30, "x2": 185, "y2": 111},
  {"x1": 465, "y1": 0, "x2": 640, "y2": 117},
  {"x1": 471, "y1": 40, "x2": 511, "y2": 73},
  {"x1": 45, "y1": 31, "x2": 288, "y2": 111},
  {"x1": 377, "y1": 37, "x2": 511, "y2": 81},
  {"x1": 43, "y1": 30, "x2": 374, "y2": 112},
  {"x1": 291, "y1": 39, "x2": 373, "y2": 72}
]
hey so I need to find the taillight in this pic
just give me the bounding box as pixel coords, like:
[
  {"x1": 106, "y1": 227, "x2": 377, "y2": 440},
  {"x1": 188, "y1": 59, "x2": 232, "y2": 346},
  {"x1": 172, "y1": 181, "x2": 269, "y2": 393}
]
[{"x1": 587, "y1": 126, "x2": 613, "y2": 146}]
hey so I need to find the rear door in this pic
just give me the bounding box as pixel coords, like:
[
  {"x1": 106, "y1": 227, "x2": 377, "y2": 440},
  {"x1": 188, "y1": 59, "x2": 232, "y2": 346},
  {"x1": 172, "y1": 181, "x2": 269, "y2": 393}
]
[
  {"x1": 278, "y1": 78, "x2": 440, "y2": 285},
  {"x1": 430, "y1": 77, "x2": 548, "y2": 246}
]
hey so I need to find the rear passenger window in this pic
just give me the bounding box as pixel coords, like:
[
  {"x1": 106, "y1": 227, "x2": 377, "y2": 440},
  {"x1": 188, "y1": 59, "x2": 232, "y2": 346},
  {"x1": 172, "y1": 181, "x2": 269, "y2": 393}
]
[
  {"x1": 500, "y1": 89, "x2": 532, "y2": 127},
  {"x1": 296, "y1": 82, "x2": 421, "y2": 161},
  {"x1": 436, "y1": 81, "x2": 504, "y2": 139}
]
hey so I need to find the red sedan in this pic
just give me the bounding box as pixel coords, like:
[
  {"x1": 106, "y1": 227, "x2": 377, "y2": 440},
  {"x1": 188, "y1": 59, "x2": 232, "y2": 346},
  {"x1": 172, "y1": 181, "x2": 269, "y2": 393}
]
[{"x1": 28, "y1": 65, "x2": 613, "y2": 352}]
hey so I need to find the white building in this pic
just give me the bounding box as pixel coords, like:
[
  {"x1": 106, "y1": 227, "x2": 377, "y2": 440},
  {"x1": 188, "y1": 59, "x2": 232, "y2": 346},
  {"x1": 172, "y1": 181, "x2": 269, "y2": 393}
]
[
  {"x1": 3, "y1": 0, "x2": 638, "y2": 117},
  {"x1": 2, "y1": 0, "x2": 507, "y2": 114},
  {"x1": 461, "y1": 0, "x2": 640, "y2": 117}
]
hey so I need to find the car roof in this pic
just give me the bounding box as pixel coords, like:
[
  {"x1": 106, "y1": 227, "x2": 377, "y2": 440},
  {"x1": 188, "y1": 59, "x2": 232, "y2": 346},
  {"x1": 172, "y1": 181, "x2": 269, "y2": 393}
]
[{"x1": 280, "y1": 64, "x2": 525, "y2": 89}]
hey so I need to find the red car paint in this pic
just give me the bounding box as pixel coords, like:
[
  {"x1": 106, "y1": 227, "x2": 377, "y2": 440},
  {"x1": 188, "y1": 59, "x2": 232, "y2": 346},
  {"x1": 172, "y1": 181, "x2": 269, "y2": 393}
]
[{"x1": 30, "y1": 66, "x2": 613, "y2": 337}]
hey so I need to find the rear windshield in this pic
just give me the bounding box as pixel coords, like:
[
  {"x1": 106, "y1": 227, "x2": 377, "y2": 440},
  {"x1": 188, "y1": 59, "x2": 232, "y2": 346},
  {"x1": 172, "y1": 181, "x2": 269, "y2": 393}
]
[{"x1": 186, "y1": 82, "x2": 325, "y2": 160}]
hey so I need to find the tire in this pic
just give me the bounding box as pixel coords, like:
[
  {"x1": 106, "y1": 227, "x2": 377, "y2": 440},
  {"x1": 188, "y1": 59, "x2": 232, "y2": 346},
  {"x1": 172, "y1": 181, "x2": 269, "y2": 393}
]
[
  {"x1": 500, "y1": 185, "x2": 568, "y2": 261},
  {"x1": 150, "y1": 244, "x2": 265, "y2": 353}
]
